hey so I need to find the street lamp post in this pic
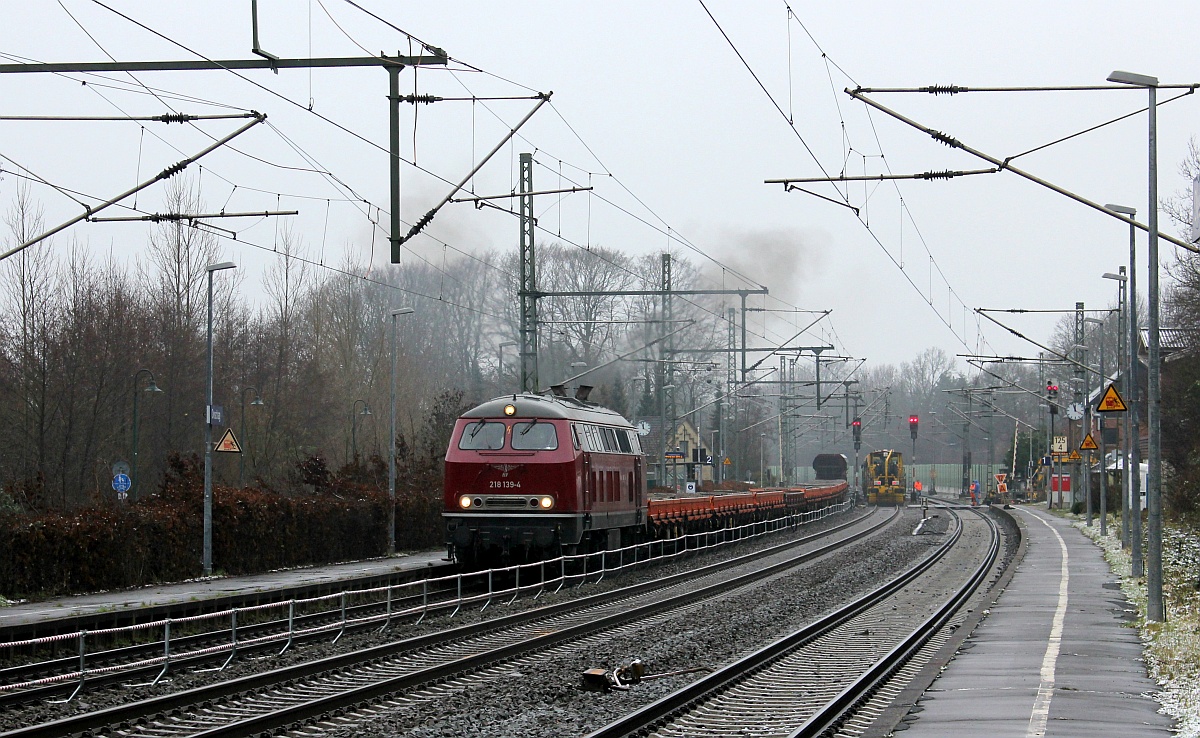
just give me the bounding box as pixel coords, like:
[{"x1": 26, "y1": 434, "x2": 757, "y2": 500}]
[
  {"x1": 710, "y1": 429, "x2": 719, "y2": 486},
  {"x1": 1108, "y1": 69, "x2": 1163, "y2": 620},
  {"x1": 204, "y1": 261, "x2": 237, "y2": 577},
  {"x1": 388, "y1": 307, "x2": 414, "y2": 556},
  {"x1": 351, "y1": 399, "x2": 372, "y2": 460},
  {"x1": 238, "y1": 387, "x2": 264, "y2": 486},
  {"x1": 130, "y1": 368, "x2": 163, "y2": 501},
  {"x1": 1048, "y1": 392, "x2": 1057, "y2": 508},
  {"x1": 759, "y1": 432, "x2": 767, "y2": 486},
  {"x1": 1103, "y1": 269, "x2": 1129, "y2": 546},
  {"x1": 1084, "y1": 316, "x2": 1105, "y2": 532},
  {"x1": 659, "y1": 383, "x2": 673, "y2": 488},
  {"x1": 1104, "y1": 205, "x2": 1142, "y2": 578}
]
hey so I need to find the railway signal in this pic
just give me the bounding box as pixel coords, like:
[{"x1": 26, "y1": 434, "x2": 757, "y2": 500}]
[
  {"x1": 908, "y1": 415, "x2": 919, "y2": 502},
  {"x1": 852, "y1": 417, "x2": 862, "y2": 451}
]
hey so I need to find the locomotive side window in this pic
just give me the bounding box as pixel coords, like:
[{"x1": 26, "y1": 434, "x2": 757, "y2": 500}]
[
  {"x1": 457, "y1": 421, "x2": 505, "y2": 450},
  {"x1": 616, "y1": 430, "x2": 633, "y2": 453},
  {"x1": 602, "y1": 427, "x2": 619, "y2": 452},
  {"x1": 571, "y1": 425, "x2": 581, "y2": 449},
  {"x1": 512, "y1": 422, "x2": 558, "y2": 450}
]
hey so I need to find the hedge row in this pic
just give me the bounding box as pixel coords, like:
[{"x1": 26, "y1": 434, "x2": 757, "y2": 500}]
[{"x1": 0, "y1": 457, "x2": 443, "y2": 599}]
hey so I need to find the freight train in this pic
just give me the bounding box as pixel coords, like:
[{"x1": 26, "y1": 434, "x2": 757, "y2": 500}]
[{"x1": 443, "y1": 391, "x2": 849, "y2": 567}]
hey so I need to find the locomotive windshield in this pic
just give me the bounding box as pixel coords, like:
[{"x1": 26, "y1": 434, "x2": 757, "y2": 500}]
[
  {"x1": 458, "y1": 421, "x2": 505, "y2": 450},
  {"x1": 512, "y1": 422, "x2": 559, "y2": 450}
]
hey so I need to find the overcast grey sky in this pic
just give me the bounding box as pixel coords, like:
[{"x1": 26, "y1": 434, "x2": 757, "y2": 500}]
[{"x1": 2, "y1": 1, "x2": 1198, "y2": 368}]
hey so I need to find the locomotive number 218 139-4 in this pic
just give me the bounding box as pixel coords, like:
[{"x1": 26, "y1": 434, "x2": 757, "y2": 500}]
[{"x1": 489, "y1": 480, "x2": 522, "y2": 489}]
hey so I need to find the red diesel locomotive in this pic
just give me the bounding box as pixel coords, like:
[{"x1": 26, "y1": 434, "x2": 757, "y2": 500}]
[{"x1": 443, "y1": 391, "x2": 848, "y2": 566}]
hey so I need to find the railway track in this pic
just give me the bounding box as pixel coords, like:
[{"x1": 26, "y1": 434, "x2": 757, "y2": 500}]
[
  {"x1": 3, "y1": 505, "x2": 893, "y2": 738},
  {"x1": 0, "y1": 577, "x2": 464, "y2": 707},
  {"x1": 0, "y1": 502, "x2": 853, "y2": 707},
  {"x1": 585, "y1": 502, "x2": 1000, "y2": 738}
]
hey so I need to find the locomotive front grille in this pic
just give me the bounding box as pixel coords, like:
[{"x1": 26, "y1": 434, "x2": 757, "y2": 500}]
[{"x1": 484, "y1": 496, "x2": 534, "y2": 509}]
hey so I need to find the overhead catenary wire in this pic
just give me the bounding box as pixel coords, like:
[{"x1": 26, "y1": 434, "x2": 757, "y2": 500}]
[
  {"x1": 0, "y1": 7, "x2": 598, "y2": 336},
  {"x1": 0, "y1": 112, "x2": 254, "y2": 122},
  {"x1": 47, "y1": 4, "x2": 835, "y2": 361},
  {"x1": 1, "y1": 113, "x2": 267, "y2": 261},
  {"x1": 774, "y1": 3, "x2": 1001, "y2": 360},
  {"x1": 847, "y1": 87, "x2": 1200, "y2": 256},
  {"x1": 702, "y1": 2, "x2": 993, "y2": 361},
  {"x1": 430, "y1": 49, "x2": 834, "y2": 349}
]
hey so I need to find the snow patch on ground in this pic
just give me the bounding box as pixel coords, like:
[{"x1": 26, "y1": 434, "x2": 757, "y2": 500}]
[{"x1": 1073, "y1": 513, "x2": 1200, "y2": 737}]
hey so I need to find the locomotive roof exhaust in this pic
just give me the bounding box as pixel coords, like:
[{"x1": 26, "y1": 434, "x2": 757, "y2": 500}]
[
  {"x1": 575, "y1": 385, "x2": 593, "y2": 402},
  {"x1": 550, "y1": 385, "x2": 567, "y2": 397}
]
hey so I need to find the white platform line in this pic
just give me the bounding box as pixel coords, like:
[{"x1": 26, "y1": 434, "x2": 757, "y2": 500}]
[{"x1": 1025, "y1": 510, "x2": 1069, "y2": 738}]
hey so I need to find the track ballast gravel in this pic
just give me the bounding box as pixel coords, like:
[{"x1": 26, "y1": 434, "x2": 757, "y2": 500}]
[
  {"x1": 311, "y1": 507, "x2": 941, "y2": 737},
  {"x1": 0, "y1": 506, "x2": 866, "y2": 729}
]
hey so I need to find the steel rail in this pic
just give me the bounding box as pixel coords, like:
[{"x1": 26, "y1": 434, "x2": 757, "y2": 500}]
[
  {"x1": 187, "y1": 507, "x2": 896, "y2": 738},
  {"x1": 0, "y1": 581, "x2": 460, "y2": 706},
  {"x1": 5, "y1": 506, "x2": 889, "y2": 738},
  {"x1": 1, "y1": 502, "x2": 841, "y2": 701},
  {"x1": 791, "y1": 507, "x2": 999, "y2": 737},
  {"x1": 584, "y1": 503, "x2": 995, "y2": 738}
]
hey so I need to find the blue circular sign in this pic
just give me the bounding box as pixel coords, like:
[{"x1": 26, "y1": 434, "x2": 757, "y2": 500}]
[{"x1": 112, "y1": 473, "x2": 131, "y2": 492}]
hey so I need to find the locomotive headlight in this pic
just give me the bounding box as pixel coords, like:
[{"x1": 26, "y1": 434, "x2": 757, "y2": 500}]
[
  {"x1": 503, "y1": 403, "x2": 516, "y2": 416},
  {"x1": 458, "y1": 495, "x2": 472, "y2": 509},
  {"x1": 539, "y1": 496, "x2": 554, "y2": 509}
]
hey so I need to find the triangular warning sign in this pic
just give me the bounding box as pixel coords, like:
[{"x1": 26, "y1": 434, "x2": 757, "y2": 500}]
[
  {"x1": 214, "y1": 428, "x2": 242, "y2": 453},
  {"x1": 1068, "y1": 450, "x2": 1082, "y2": 461},
  {"x1": 1096, "y1": 383, "x2": 1128, "y2": 413},
  {"x1": 1080, "y1": 433, "x2": 1098, "y2": 451}
]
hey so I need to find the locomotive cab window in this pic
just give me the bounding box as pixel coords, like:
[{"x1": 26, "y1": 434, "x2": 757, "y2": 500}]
[
  {"x1": 512, "y1": 421, "x2": 558, "y2": 450},
  {"x1": 457, "y1": 421, "x2": 506, "y2": 450}
]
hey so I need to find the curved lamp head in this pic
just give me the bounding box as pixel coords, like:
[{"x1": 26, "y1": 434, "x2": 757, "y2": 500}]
[{"x1": 1108, "y1": 70, "x2": 1159, "y2": 87}]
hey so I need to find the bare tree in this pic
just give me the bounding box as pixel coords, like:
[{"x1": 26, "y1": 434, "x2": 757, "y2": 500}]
[
  {"x1": 900, "y1": 347, "x2": 956, "y2": 413},
  {"x1": 141, "y1": 178, "x2": 225, "y2": 478},
  {"x1": 1, "y1": 181, "x2": 57, "y2": 505}
]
